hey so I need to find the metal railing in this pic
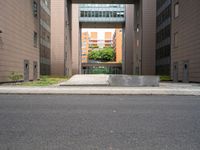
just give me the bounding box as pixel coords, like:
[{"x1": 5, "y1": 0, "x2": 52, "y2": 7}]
[{"x1": 82, "y1": 63, "x2": 122, "y2": 74}]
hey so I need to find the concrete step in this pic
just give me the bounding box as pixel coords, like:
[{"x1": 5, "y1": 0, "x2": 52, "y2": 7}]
[
  {"x1": 60, "y1": 74, "x2": 160, "y2": 87},
  {"x1": 60, "y1": 74, "x2": 110, "y2": 86}
]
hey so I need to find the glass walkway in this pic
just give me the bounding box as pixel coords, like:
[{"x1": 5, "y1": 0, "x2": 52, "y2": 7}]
[{"x1": 79, "y1": 4, "x2": 125, "y2": 23}]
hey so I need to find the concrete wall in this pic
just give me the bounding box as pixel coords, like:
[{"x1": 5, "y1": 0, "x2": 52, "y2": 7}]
[
  {"x1": 51, "y1": 0, "x2": 66, "y2": 76},
  {"x1": 124, "y1": 4, "x2": 134, "y2": 75},
  {"x1": 65, "y1": 0, "x2": 72, "y2": 77},
  {"x1": 133, "y1": 0, "x2": 142, "y2": 75},
  {"x1": 171, "y1": 0, "x2": 200, "y2": 82},
  {"x1": 71, "y1": 4, "x2": 81, "y2": 75},
  {"x1": 141, "y1": 0, "x2": 156, "y2": 75},
  {"x1": 0, "y1": 0, "x2": 40, "y2": 82},
  {"x1": 133, "y1": 0, "x2": 156, "y2": 75}
]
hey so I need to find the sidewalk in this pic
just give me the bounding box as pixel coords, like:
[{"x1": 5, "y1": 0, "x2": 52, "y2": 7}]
[{"x1": 0, "y1": 83, "x2": 200, "y2": 96}]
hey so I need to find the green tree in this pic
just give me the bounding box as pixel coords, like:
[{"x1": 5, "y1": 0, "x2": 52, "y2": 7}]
[{"x1": 88, "y1": 47, "x2": 115, "y2": 62}]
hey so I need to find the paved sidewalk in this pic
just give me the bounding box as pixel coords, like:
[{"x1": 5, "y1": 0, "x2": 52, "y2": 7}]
[
  {"x1": 60, "y1": 74, "x2": 110, "y2": 86},
  {"x1": 0, "y1": 83, "x2": 200, "y2": 96}
]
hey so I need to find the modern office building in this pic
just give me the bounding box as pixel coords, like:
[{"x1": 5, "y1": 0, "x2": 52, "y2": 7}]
[
  {"x1": 40, "y1": 0, "x2": 51, "y2": 75},
  {"x1": 51, "y1": 1, "x2": 156, "y2": 76},
  {"x1": 104, "y1": 32, "x2": 113, "y2": 47},
  {"x1": 81, "y1": 32, "x2": 90, "y2": 63},
  {"x1": 0, "y1": 0, "x2": 157, "y2": 82},
  {"x1": 89, "y1": 32, "x2": 98, "y2": 48},
  {"x1": 89, "y1": 31, "x2": 113, "y2": 49},
  {"x1": 0, "y1": 0, "x2": 40, "y2": 82},
  {"x1": 1, "y1": 0, "x2": 199, "y2": 83},
  {"x1": 171, "y1": 0, "x2": 200, "y2": 82},
  {"x1": 156, "y1": 0, "x2": 171, "y2": 76},
  {"x1": 113, "y1": 29, "x2": 123, "y2": 63}
]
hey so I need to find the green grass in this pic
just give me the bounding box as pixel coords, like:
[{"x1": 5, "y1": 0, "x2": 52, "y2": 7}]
[
  {"x1": 17, "y1": 76, "x2": 68, "y2": 86},
  {"x1": 160, "y1": 75, "x2": 171, "y2": 81}
]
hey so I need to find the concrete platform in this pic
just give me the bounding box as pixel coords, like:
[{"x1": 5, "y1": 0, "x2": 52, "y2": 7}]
[
  {"x1": 60, "y1": 74, "x2": 160, "y2": 87},
  {"x1": 109, "y1": 75, "x2": 159, "y2": 87},
  {"x1": 60, "y1": 75, "x2": 110, "y2": 86}
]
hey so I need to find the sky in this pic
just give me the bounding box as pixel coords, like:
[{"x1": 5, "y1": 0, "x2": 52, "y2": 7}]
[{"x1": 82, "y1": 28, "x2": 115, "y2": 40}]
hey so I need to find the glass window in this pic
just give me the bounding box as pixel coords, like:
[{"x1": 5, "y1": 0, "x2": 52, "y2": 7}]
[
  {"x1": 95, "y1": 11, "x2": 98, "y2": 17},
  {"x1": 113, "y1": 11, "x2": 117, "y2": 17},
  {"x1": 98, "y1": 11, "x2": 102, "y2": 17},
  {"x1": 92, "y1": 11, "x2": 95, "y2": 17},
  {"x1": 33, "y1": 1, "x2": 38, "y2": 17},
  {"x1": 174, "y1": 2, "x2": 179, "y2": 18},
  {"x1": 174, "y1": 32, "x2": 178, "y2": 47},
  {"x1": 81, "y1": 11, "x2": 84, "y2": 17},
  {"x1": 33, "y1": 32, "x2": 38, "y2": 47},
  {"x1": 106, "y1": 11, "x2": 109, "y2": 17},
  {"x1": 88, "y1": 11, "x2": 91, "y2": 17},
  {"x1": 103, "y1": 11, "x2": 106, "y2": 17}
]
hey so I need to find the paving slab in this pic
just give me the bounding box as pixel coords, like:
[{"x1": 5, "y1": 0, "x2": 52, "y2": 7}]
[{"x1": 60, "y1": 74, "x2": 110, "y2": 86}]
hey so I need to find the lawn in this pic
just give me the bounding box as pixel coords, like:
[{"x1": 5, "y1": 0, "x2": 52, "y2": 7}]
[
  {"x1": 17, "y1": 76, "x2": 67, "y2": 86},
  {"x1": 160, "y1": 75, "x2": 171, "y2": 81}
]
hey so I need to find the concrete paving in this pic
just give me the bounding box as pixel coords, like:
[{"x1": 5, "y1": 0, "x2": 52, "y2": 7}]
[
  {"x1": 0, "y1": 82, "x2": 200, "y2": 96},
  {"x1": 60, "y1": 74, "x2": 110, "y2": 86}
]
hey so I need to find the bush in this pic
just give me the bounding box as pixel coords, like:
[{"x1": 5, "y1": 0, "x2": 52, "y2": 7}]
[
  {"x1": 9, "y1": 72, "x2": 23, "y2": 82},
  {"x1": 88, "y1": 47, "x2": 115, "y2": 62}
]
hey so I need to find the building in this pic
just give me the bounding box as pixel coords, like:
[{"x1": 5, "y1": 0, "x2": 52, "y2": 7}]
[
  {"x1": 88, "y1": 31, "x2": 113, "y2": 49},
  {"x1": 171, "y1": 0, "x2": 200, "y2": 82},
  {"x1": 104, "y1": 32, "x2": 113, "y2": 47},
  {"x1": 89, "y1": 32, "x2": 98, "y2": 48},
  {"x1": 81, "y1": 32, "x2": 90, "y2": 63},
  {"x1": 51, "y1": 0, "x2": 72, "y2": 76},
  {"x1": 51, "y1": 1, "x2": 157, "y2": 75},
  {"x1": 0, "y1": 0, "x2": 40, "y2": 82},
  {"x1": 156, "y1": 0, "x2": 171, "y2": 76},
  {"x1": 40, "y1": 0, "x2": 51, "y2": 75},
  {"x1": 113, "y1": 29, "x2": 123, "y2": 63},
  {"x1": 132, "y1": 0, "x2": 156, "y2": 75}
]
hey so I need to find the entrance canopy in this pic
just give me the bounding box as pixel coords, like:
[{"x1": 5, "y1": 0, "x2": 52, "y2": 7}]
[{"x1": 71, "y1": 0, "x2": 136, "y2": 4}]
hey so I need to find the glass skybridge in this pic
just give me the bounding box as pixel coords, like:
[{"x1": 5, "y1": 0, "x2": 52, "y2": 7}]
[{"x1": 79, "y1": 4, "x2": 126, "y2": 23}]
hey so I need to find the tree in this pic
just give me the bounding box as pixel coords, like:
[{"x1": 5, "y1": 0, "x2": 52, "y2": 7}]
[{"x1": 88, "y1": 47, "x2": 115, "y2": 62}]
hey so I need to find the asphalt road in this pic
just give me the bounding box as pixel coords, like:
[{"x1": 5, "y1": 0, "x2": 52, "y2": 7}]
[{"x1": 0, "y1": 95, "x2": 200, "y2": 150}]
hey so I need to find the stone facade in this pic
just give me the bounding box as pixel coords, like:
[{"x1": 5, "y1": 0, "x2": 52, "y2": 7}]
[
  {"x1": 0, "y1": 0, "x2": 40, "y2": 82},
  {"x1": 171, "y1": 0, "x2": 200, "y2": 82}
]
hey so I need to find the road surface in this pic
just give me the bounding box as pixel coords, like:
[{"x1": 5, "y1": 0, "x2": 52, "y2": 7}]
[{"x1": 0, "y1": 95, "x2": 200, "y2": 150}]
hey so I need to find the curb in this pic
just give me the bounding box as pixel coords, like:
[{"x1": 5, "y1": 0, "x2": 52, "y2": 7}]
[{"x1": 0, "y1": 87, "x2": 200, "y2": 96}]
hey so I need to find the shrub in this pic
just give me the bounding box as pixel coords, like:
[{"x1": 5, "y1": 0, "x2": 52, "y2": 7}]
[
  {"x1": 88, "y1": 47, "x2": 115, "y2": 62},
  {"x1": 9, "y1": 72, "x2": 23, "y2": 82}
]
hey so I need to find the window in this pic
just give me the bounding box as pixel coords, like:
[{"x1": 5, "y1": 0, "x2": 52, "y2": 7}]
[
  {"x1": 44, "y1": 0, "x2": 48, "y2": 7},
  {"x1": 81, "y1": 11, "x2": 84, "y2": 17},
  {"x1": 33, "y1": 1, "x2": 38, "y2": 17},
  {"x1": 33, "y1": 32, "x2": 38, "y2": 47},
  {"x1": 174, "y1": 2, "x2": 179, "y2": 18},
  {"x1": 174, "y1": 32, "x2": 178, "y2": 48},
  {"x1": 136, "y1": 40, "x2": 140, "y2": 47},
  {"x1": 82, "y1": 50, "x2": 86, "y2": 53}
]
